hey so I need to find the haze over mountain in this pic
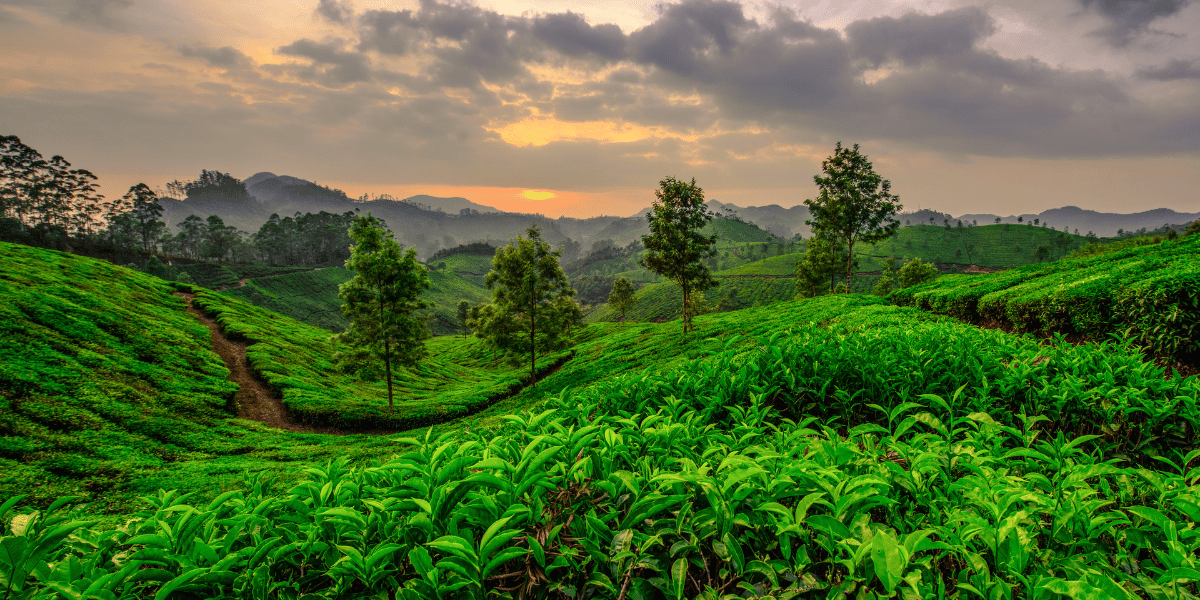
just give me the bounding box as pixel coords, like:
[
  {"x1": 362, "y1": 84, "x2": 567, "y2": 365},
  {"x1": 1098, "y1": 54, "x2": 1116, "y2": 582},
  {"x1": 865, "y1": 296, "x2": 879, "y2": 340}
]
[{"x1": 158, "y1": 171, "x2": 1195, "y2": 256}]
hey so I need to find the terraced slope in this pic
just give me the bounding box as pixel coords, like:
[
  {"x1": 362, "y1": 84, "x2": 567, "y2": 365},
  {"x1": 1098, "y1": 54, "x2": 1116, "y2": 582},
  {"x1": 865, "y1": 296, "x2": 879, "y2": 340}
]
[
  {"x1": 893, "y1": 233, "x2": 1200, "y2": 366},
  {"x1": 220, "y1": 258, "x2": 492, "y2": 335},
  {"x1": 0, "y1": 243, "x2": 409, "y2": 511},
  {"x1": 7, "y1": 288, "x2": 1198, "y2": 598}
]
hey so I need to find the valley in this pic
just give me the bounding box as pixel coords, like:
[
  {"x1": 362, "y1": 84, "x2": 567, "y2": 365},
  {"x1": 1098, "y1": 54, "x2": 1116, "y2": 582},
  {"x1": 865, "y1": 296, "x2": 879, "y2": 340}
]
[{"x1": 1, "y1": 225, "x2": 1198, "y2": 598}]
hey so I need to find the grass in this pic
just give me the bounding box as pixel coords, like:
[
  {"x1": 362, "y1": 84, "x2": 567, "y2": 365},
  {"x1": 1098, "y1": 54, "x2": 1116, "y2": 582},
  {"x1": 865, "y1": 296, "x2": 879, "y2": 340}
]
[
  {"x1": 893, "y1": 233, "x2": 1200, "y2": 364},
  {"x1": 220, "y1": 267, "x2": 354, "y2": 331},
  {"x1": 0, "y1": 243, "x2": 413, "y2": 514},
  {"x1": 5, "y1": 259, "x2": 1199, "y2": 597},
  {"x1": 218, "y1": 259, "x2": 492, "y2": 336},
  {"x1": 863, "y1": 223, "x2": 1088, "y2": 268}
]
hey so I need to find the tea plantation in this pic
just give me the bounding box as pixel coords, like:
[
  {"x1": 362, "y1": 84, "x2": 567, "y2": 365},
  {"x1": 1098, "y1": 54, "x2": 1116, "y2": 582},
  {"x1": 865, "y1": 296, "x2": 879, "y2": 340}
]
[{"x1": 2, "y1": 239, "x2": 1199, "y2": 599}]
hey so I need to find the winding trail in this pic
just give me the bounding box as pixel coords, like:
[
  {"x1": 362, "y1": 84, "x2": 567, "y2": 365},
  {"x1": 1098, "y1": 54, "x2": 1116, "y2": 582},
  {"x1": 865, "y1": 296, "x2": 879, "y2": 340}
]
[
  {"x1": 176, "y1": 291, "x2": 575, "y2": 434},
  {"x1": 177, "y1": 291, "x2": 350, "y2": 434}
]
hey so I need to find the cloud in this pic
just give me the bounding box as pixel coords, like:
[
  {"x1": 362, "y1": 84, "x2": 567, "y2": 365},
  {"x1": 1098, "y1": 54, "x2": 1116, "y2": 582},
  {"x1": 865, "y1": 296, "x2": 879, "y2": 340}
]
[
  {"x1": 629, "y1": 0, "x2": 750, "y2": 75},
  {"x1": 315, "y1": 0, "x2": 352, "y2": 25},
  {"x1": 0, "y1": 0, "x2": 131, "y2": 30},
  {"x1": 531, "y1": 11, "x2": 626, "y2": 61},
  {"x1": 276, "y1": 38, "x2": 372, "y2": 86},
  {"x1": 1137, "y1": 58, "x2": 1200, "y2": 80},
  {"x1": 1075, "y1": 0, "x2": 1193, "y2": 46},
  {"x1": 846, "y1": 7, "x2": 996, "y2": 68},
  {"x1": 356, "y1": 1, "x2": 536, "y2": 87},
  {"x1": 180, "y1": 45, "x2": 254, "y2": 69}
]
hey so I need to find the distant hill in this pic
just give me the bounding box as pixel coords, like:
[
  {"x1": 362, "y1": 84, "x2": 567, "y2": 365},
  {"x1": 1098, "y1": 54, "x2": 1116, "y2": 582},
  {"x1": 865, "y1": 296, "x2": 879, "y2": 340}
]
[
  {"x1": 954, "y1": 206, "x2": 1200, "y2": 237},
  {"x1": 399, "y1": 194, "x2": 501, "y2": 214}
]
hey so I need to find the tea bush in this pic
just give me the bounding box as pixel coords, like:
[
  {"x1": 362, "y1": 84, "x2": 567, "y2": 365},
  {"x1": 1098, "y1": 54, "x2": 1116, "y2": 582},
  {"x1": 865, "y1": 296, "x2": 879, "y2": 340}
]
[{"x1": 4, "y1": 295, "x2": 1197, "y2": 598}]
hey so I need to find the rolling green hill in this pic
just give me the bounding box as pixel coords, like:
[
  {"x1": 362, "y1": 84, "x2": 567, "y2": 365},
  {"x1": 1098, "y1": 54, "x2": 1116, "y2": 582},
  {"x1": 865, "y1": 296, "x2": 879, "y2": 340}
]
[
  {"x1": 894, "y1": 232, "x2": 1200, "y2": 365},
  {"x1": 4, "y1": 239, "x2": 1198, "y2": 597},
  {"x1": 862, "y1": 223, "x2": 1089, "y2": 268},
  {"x1": 220, "y1": 257, "x2": 493, "y2": 336},
  {"x1": 0, "y1": 243, "x2": 413, "y2": 512}
]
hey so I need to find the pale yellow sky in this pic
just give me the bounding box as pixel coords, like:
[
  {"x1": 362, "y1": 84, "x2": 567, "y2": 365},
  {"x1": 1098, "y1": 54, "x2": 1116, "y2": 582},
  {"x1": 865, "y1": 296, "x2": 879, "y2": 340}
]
[{"x1": 1, "y1": 0, "x2": 1198, "y2": 217}]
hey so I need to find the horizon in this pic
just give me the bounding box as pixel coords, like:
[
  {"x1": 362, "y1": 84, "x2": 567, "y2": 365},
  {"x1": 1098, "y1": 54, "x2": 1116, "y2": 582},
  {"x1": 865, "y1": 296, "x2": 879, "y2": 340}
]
[{"x1": 2, "y1": 0, "x2": 1198, "y2": 218}]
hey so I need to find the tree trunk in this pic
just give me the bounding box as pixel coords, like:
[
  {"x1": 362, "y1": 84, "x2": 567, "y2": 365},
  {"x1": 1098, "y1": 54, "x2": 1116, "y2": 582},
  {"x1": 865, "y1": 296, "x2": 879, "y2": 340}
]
[
  {"x1": 845, "y1": 239, "x2": 855, "y2": 293},
  {"x1": 682, "y1": 278, "x2": 689, "y2": 334},
  {"x1": 383, "y1": 338, "x2": 394, "y2": 408},
  {"x1": 379, "y1": 288, "x2": 393, "y2": 408},
  {"x1": 530, "y1": 296, "x2": 536, "y2": 387}
]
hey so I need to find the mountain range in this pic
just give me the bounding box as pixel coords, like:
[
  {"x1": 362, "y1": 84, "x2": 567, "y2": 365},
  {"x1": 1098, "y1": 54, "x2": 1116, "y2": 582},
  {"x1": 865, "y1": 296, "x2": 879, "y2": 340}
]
[{"x1": 157, "y1": 172, "x2": 1198, "y2": 259}]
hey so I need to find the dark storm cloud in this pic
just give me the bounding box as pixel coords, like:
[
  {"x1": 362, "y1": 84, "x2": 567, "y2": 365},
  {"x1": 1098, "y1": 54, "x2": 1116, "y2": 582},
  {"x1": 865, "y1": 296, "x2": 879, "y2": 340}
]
[
  {"x1": 251, "y1": 0, "x2": 1200, "y2": 159},
  {"x1": 356, "y1": 1, "x2": 535, "y2": 87},
  {"x1": 179, "y1": 45, "x2": 254, "y2": 69},
  {"x1": 531, "y1": 11, "x2": 626, "y2": 61},
  {"x1": 846, "y1": 7, "x2": 995, "y2": 68},
  {"x1": 276, "y1": 38, "x2": 372, "y2": 86},
  {"x1": 315, "y1": 0, "x2": 352, "y2": 25},
  {"x1": 1076, "y1": 0, "x2": 1193, "y2": 46},
  {"x1": 1137, "y1": 58, "x2": 1200, "y2": 80},
  {"x1": 629, "y1": 0, "x2": 750, "y2": 75}
]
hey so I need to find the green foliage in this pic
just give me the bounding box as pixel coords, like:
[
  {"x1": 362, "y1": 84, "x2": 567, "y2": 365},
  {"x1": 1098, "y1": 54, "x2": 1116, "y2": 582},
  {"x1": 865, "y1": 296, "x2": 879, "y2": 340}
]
[
  {"x1": 337, "y1": 213, "x2": 432, "y2": 407},
  {"x1": 894, "y1": 234, "x2": 1200, "y2": 363},
  {"x1": 640, "y1": 177, "x2": 719, "y2": 334},
  {"x1": 805, "y1": 142, "x2": 902, "y2": 288},
  {"x1": 221, "y1": 267, "x2": 354, "y2": 331},
  {"x1": 456, "y1": 299, "x2": 470, "y2": 335},
  {"x1": 5, "y1": 293, "x2": 1199, "y2": 599},
  {"x1": 480, "y1": 223, "x2": 581, "y2": 382},
  {"x1": 0, "y1": 242, "x2": 414, "y2": 512},
  {"x1": 607, "y1": 277, "x2": 636, "y2": 321},
  {"x1": 794, "y1": 237, "x2": 852, "y2": 299},
  {"x1": 897, "y1": 257, "x2": 939, "y2": 288}
]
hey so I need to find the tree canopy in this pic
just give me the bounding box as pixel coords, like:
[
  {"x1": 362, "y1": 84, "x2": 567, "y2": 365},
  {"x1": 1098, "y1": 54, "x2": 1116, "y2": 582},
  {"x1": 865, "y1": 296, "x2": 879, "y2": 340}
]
[
  {"x1": 805, "y1": 143, "x2": 902, "y2": 291},
  {"x1": 336, "y1": 213, "x2": 431, "y2": 408},
  {"x1": 478, "y1": 223, "x2": 581, "y2": 384},
  {"x1": 639, "y1": 176, "x2": 718, "y2": 334}
]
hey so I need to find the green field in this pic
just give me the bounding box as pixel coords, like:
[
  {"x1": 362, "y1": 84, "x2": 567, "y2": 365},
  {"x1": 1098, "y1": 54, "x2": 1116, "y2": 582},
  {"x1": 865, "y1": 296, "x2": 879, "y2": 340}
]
[
  {"x1": 220, "y1": 267, "x2": 354, "y2": 331},
  {"x1": 3, "y1": 237, "x2": 1200, "y2": 598},
  {"x1": 220, "y1": 257, "x2": 493, "y2": 336},
  {"x1": 894, "y1": 233, "x2": 1200, "y2": 364},
  {"x1": 863, "y1": 223, "x2": 1089, "y2": 269}
]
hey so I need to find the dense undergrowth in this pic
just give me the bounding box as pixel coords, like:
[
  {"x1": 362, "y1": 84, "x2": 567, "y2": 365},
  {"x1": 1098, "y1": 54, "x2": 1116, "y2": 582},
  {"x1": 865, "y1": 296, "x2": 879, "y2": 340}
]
[
  {"x1": 6, "y1": 276, "x2": 1200, "y2": 597},
  {"x1": 189, "y1": 291, "x2": 563, "y2": 431},
  {"x1": 0, "y1": 243, "x2": 416, "y2": 513},
  {"x1": 893, "y1": 234, "x2": 1200, "y2": 366}
]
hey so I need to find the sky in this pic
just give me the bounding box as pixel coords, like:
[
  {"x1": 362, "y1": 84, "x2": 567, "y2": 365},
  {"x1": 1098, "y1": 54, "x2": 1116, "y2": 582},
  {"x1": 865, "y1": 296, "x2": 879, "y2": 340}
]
[{"x1": 1, "y1": 0, "x2": 1198, "y2": 218}]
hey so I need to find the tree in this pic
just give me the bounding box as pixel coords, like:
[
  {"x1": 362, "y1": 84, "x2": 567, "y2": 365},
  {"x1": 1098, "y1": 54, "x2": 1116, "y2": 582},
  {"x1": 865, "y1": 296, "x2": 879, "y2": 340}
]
[
  {"x1": 995, "y1": 217, "x2": 1001, "y2": 224},
  {"x1": 202, "y1": 215, "x2": 240, "y2": 262},
  {"x1": 804, "y1": 143, "x2": 901, "y2": 292},
  {"x1": 456, "y1": 300, "x2": 470, "y2": 335},
  {"x1": 639, "y1": 176, "x2": 719, "y2": 334},
  {"x1": 482, "y1": 223, "x2": 581, "y2": 383},
  {"x1": 608, "y1": 277, "x2": 636, "y2": 321},
  {"x1": 337, "y1": 213, "x2": 431, "y2": 408},
  {"x1": 122, "y1": 183, "x2": 165, "y2": 254},
  {"x1": 794, "y1": 236, "x2": 853, "y2": 298},
  {"x1": 898, "y1": 258, "x2": 938, "y2": 288}
]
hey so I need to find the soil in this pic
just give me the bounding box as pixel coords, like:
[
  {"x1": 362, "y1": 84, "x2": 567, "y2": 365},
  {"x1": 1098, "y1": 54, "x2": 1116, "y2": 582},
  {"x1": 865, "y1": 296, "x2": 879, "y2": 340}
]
[
  {"x1": 176, "y1": 292, "x2": 353, "y2": 434},
  {"x1": 175, "y1": 292, "x2": 575, "y2": 434}
]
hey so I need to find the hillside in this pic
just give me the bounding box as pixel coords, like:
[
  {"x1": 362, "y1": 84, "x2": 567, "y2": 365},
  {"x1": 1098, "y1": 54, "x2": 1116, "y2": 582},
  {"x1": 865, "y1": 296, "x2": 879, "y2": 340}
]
[
  {"x1": 3, "y1": 239, "x2": 1197, "y2": 597},
  {"x1": 0, "y1": 243, "x2": 411, "y2": 512}
]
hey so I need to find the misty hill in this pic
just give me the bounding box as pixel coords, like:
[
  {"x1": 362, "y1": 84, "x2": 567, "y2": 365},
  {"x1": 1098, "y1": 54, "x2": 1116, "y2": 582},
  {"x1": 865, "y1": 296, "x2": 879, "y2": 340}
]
[{"x1": 955, "y1": 206, "x2": 1200, "y2": 236}]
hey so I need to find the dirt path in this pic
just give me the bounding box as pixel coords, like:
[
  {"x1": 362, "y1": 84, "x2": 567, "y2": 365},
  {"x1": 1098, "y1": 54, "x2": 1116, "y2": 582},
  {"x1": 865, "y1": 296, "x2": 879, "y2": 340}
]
[
  {"x1": 176, "y1": 292, "x2": 576, "y2": 434},
  {"x1": 176, "y1": 292, "x2": 353, "y2": 434}
]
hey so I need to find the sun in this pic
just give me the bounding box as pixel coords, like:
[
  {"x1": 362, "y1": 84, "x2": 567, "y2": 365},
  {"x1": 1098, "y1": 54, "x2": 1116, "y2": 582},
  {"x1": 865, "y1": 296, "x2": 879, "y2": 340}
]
[{"x1": 521, "y1": 190, "x2": 556, "y2": 201}]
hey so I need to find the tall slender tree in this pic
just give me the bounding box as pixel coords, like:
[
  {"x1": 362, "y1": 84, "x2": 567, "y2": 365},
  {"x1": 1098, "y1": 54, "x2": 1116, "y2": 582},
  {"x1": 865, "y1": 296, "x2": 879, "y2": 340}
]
[
  {"x1": 337, "y1": 213, "x2": 431, "y2": 408},
  {"x1": 639, "y1": 176, "x2": 718, "y2": 334},
  {"x1": 805, "y1": 143, "x2": 902, "y2": 292},
  {"x1": 123, "y1": 183, "x2": 165, "y2": 254},
  {"x1": 480, "y1": 223, "x2": 580, "y2": 384}
]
